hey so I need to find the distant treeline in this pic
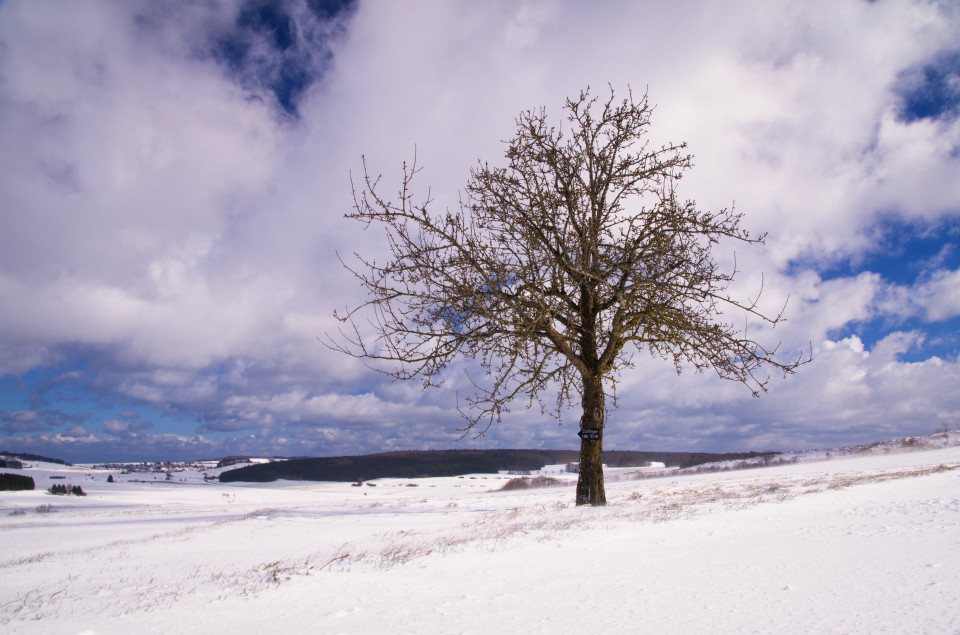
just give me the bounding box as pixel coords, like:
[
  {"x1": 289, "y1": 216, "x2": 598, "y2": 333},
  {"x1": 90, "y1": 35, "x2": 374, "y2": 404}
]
[
  {"x1": 217, "y1": 456, "x2": 258, "y2": 468},
  {"x1": 0, "y1": 451, "x2": 71, "y2": 466},
  {"x1": 219, "y1": 449, "x2": 775, "y2": 483},
  {"x1": 0, "y1": 472, "x2": 35, "y2": 491}
]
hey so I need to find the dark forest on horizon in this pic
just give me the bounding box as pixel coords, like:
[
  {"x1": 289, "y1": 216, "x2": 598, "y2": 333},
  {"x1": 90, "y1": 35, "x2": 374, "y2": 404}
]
[{"x1": 217, "y1": 448, "x2": 775, "y2": 483}]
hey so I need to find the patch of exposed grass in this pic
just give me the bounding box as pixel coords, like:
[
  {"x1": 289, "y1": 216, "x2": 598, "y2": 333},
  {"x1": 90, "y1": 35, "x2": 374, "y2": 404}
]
[{"x1": 498, "y1": 476, "x2": 566, "y2": 491}]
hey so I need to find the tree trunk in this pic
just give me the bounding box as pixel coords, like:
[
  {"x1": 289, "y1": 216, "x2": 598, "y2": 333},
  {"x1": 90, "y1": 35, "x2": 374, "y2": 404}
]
[{"x1": 575, "y1": 372, "x2": 606, "y2": 506}]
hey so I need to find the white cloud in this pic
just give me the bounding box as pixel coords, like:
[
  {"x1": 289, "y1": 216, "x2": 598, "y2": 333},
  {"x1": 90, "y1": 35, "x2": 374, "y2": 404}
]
[
  {"x1": 102, "y1": 418, "x2": 153, "y2": 435},
  {"x1": 914, "y1": 268, "x2": 960, "y2": 321},
  {"x1": 62, "y1": 426, "x2": 94, "y2": 439}
]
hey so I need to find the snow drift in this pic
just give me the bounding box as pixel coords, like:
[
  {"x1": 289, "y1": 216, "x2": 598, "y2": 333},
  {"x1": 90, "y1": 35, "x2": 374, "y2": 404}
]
[{"x1": 2, "y1": 433, "x2": 959, "y2": 633}]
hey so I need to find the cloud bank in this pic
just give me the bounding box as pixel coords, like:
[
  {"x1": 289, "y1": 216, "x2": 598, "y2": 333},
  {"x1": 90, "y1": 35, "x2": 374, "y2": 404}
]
[{"x1": 1, "y1": 0, "x2": 959, "y2": 461}]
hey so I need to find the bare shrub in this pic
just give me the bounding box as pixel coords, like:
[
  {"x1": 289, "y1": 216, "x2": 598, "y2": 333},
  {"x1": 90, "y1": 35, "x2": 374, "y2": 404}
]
[{"x1": 498, "y1": 476, "x2": 565, "y2": 491}]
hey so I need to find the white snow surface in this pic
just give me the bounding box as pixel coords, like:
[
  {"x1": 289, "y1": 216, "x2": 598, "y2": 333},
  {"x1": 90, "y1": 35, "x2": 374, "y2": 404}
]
[{"x1": 2, "y1": 440, "x2": 960, "y2": 634}]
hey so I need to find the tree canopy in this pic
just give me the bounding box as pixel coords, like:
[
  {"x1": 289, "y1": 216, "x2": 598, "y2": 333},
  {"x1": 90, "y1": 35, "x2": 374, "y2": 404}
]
[{"x1": 331, "y1": 86, "x2": 806, "y2": 505}]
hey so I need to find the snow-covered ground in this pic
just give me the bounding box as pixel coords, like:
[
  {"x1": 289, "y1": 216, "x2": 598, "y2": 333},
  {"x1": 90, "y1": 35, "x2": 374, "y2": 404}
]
[{"x1": 2, "y1": 438, "x2": 959, "y2": 634}]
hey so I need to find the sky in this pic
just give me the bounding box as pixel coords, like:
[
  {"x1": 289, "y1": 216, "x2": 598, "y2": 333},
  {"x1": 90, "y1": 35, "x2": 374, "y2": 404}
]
[{"x1": 1, "y1": 0, "x2": 959, "y2": 463}]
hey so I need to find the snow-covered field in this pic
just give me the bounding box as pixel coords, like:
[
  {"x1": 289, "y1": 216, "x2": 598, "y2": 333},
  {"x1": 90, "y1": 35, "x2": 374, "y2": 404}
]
[{"x1": 2, "y1": 438, "x2": 959, "y2": 634}]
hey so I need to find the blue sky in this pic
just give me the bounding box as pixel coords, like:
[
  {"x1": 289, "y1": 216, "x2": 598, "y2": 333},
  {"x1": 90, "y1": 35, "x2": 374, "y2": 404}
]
[{"x1": 1, "y1": 0, "x2": 959, "y2": 463}]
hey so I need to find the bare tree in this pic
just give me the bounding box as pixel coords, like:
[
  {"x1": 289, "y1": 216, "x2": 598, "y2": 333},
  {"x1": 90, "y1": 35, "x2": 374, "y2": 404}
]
[{"x1": 331, "y1": 86, "x2": 806, "y2": 506}]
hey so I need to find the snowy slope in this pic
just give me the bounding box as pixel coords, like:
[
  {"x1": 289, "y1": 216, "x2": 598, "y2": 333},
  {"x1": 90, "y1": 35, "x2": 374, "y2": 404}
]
[{"x1": 2, "y1": 439, "x2": 959, "y2": 633}]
